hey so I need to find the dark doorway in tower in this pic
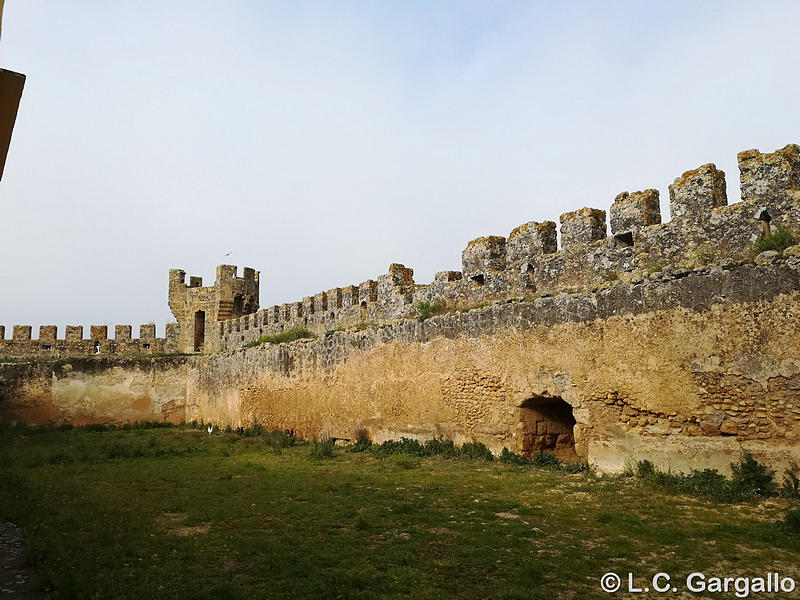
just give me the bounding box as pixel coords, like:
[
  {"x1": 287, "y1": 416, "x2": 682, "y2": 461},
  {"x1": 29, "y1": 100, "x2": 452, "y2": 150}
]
[
  {"x1": 193, "y1": 310, "x2": 205, "y2": 352},
  {"x1": 233, "y1": 295, "x2": 244, "y2": 317},
  {"x1": 519, "y1": 396, "x2": 577, "y2": 461}
]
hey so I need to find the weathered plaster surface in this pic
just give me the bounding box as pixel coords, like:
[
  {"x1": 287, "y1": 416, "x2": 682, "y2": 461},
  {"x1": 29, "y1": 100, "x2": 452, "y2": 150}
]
[
  {"x1": 0, "y1": 357, "x2": 188, "y2": 425},
  {"x1": 185, "y1": 263, "x2": 800, "y2": 472}
]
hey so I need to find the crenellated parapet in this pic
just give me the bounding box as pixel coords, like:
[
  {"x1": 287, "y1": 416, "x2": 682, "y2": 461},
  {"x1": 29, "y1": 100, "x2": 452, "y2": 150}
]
[
  {"x1": 6, "y1": 143, "x2": 792, "y2": 358},
  {"x1": 208, "y1": 143, "x2": 800, "y2": 353},
  {"x1": 0, "y1": 323, "x2": 179, "y2": 359}
]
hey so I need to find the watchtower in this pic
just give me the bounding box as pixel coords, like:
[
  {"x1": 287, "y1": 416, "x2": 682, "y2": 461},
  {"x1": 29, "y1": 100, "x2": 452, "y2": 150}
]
[{"x1": 168, "y1": 265, "x2": 259, "y2": 353}]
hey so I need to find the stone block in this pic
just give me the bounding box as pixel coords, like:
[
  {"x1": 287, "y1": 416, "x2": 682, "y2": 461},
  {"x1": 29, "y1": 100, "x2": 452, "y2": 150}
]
[
  {"x1": 313, "y1": 292, "x2": 328, "y2": 314},
  {"x1": 462, "y1": 236, "x2": 507, "y2": 278},
  {"x1": 65, "y1": 326, "x2": 83, "y2": 341},
  {"x1": 139, "y1": 324, "x2": 156, "y2": 339},
  {"x1": 386, "y1": 263, "x2": 415, "y2": 286},
  {"x1": 39, "y1": 326, "x2": 57, "y2": 341},
  {"x1": 303, "y1": 296, "x2": 315, "y2": 316},
  {"x1": 738, "y1": 144, "x2": 800, "y2": 202},
  {"x1": 610, "y1": 189, "x2": 661, "y2": 234},
  {"x1": 358, "y1": 280, "x2": 378, "y2": 304},
  {"x1": 12, "y1": 325, "x2": 31, "y2": 340},
  {"x1": 668, "y1": 164, "x2": 727, "y2": 222},
  {"x1": 289, "y1": 302, "x2": 302, "y2": 320},
  {"x1": 115, "y1": 325, "x2": 132, "y2": 340},
  {"x1": 559, "y1": 208, "x2": 606, "y2": 249},
  {"x1": 90, "y1": 326, "x2": 108, "y2": 340},
  {"x1": 506, "y1": 221, "x2": 557, "y2": 268},
  {"x1": 326, "y1": 288, "x2": 343, "y2": 309}
]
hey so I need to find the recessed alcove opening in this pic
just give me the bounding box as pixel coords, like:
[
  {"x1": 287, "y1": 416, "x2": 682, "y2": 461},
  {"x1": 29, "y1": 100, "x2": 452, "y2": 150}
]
[
  {"x1": 522, "y1": 263, "x2": 535, "y2": 290},
  {"x1": 360, "y1": 301, "x2": 367, "y2": 321},
  {"x1": 193, "y1": 310, "x2": 205, "y2": 352},
  {"x1": 233, "y1": 295, "x2": 244, "y2": 317},
  {"x1": 614, "y1": 231, "x2": 634, "y2": 248},
  {"x1": 470, "y1": 274, "x2": 485, "y2": 287},
  {"x1": 758, "y1": 210, "x2": 772, "y2": 237},
  {"x1": 518, "y1": 396, "x2": 577, "y2": 461}
]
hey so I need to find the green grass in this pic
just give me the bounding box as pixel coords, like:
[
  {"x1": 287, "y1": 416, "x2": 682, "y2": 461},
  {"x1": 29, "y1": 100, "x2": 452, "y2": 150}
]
[
  {"x1": 1, "y1": 427, "x2": 799, "y2": 599},
  {"x1": 634, "y1": 454, "x2": 777, "y2": 503},
  {"x1": 243, "y1": 327, "x2": 315, "y2": 349}
]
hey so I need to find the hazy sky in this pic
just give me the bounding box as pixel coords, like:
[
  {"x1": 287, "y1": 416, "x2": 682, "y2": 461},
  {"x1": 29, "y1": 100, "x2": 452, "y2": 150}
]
[{"x1": 2, "y1": 1, "x2": 799, "y2": 335}]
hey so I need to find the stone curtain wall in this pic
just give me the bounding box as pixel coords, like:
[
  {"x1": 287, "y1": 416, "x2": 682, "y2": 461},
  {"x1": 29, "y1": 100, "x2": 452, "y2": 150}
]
[
  {"x1": 186, "y1": 260, "x2": 800, "y2": 473},
  {"x1": 211, "y1": 144, "x2": 800, "y2": 353},
  {"x1": 0, "y1": 356, "x2": 189, "y2": 425},
  {"x1": 0, "y1": 324, "x2": 180, "y2": 359}
]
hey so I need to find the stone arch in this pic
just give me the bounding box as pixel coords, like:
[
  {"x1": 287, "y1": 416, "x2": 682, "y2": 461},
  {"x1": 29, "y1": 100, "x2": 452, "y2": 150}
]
[{"x1": 518, "y1": 395, "x2": 578, "y2": 461}]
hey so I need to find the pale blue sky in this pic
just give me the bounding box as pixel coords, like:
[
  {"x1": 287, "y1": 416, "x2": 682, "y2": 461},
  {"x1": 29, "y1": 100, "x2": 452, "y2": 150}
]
[{"x1": 2, "y1": 1, "x2": 799, "y2": 334}]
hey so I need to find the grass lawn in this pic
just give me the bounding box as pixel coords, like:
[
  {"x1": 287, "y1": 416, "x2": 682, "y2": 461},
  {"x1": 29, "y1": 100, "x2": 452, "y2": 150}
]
[{"x1": 1, "y1": 426, "x2": 799, "y2": 599}]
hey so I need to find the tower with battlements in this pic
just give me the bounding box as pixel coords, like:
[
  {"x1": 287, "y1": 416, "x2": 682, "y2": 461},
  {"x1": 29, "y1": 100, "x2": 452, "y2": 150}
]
[{"x1": 168, "y1": 265, "x2": 259, "y2": 353}]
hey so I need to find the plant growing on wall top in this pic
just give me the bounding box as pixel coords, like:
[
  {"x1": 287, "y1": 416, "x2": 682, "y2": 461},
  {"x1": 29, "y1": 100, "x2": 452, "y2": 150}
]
[
  {"x1": 243, "y1": 327, "x2": 315, "y2": 349},
  {"x1": 413, "y1": 298, "x2": 447, "y2": 322},
  {"x1": 754, "y1": 226, "x2": 795, "y2": 254}
]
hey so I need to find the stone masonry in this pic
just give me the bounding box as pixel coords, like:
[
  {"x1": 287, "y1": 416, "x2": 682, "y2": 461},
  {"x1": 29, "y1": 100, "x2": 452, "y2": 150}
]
[{"x1": 3, "y1": 143, "x2": 800, "y2": 474}]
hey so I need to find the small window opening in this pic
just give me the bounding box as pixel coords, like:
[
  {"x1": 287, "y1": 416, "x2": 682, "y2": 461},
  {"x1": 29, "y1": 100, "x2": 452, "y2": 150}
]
[
  {"x1": 614, "y1": 231, "x2": 634, "y2": 248},
  {"x1": 758, "y1": 210, "x2": 772, "y2": 237},
  {"x1": 360, "y1": 301, "x2": 367, "y2": 321},
  {"x1": 94, "y1": 341, "x2": 101, "y2": 355},
  {"x1": 143, "y1": 343, "x2": 150, "y2": 350},
  {"x1": 470, "y1": 274, "x2": 485, "y2": 287},
  {"x1": 522, "y1": 264, "x2": 535, "y2": 290},
  {"x1": 41, "y1": 344, "x2": 52, "y2": 351}
]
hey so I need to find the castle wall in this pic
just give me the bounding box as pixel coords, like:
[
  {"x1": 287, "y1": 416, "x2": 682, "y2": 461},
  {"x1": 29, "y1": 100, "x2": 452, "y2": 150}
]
[
  {"x1": 0, "y1": 356, "x2": 188, "y2": 425},
  {"x1": 2, "y1": 143, "x2": 800, "y2": 474},
  {"x1": 211, "y1": 144, "x2": 800, "y2": 353},
  {"x1": 0, "y1": 324, "x2": 180, "y2": 359},
  {"x1": 185, "y1": 260, "x2": 800, "y2": 473}
]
